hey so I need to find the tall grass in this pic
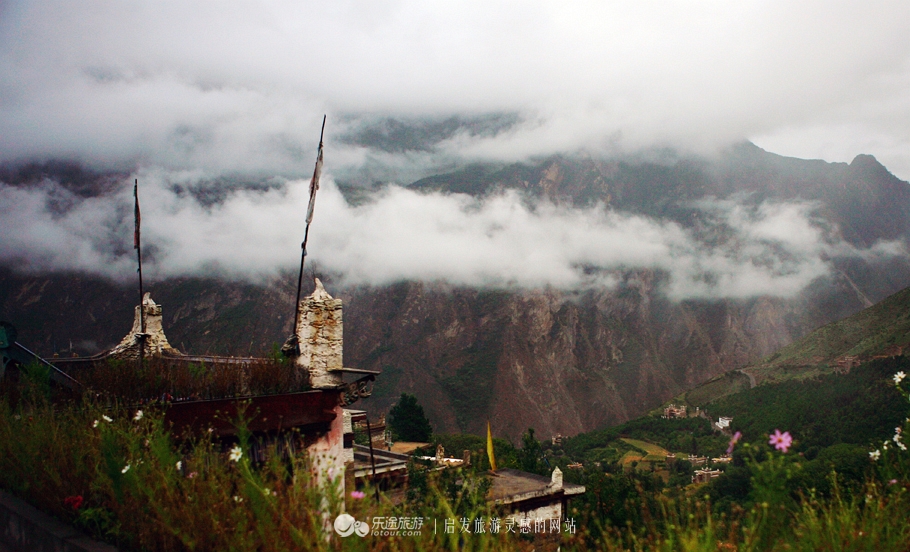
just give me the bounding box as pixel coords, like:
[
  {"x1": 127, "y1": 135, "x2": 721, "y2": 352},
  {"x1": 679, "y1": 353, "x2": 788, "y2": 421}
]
[
  {"x1": 0, "y1": 385, "x2": 538, "y2": 551},
  {"x1": 2, "y1": 369, "x2": 910, "y2": 551}
]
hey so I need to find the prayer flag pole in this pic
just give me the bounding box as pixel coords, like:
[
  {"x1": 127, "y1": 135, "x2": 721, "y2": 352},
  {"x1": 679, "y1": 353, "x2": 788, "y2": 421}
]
[
  {"x1": 133, "y1": 179, "x2": 146, "y2": 365},
  {"x1": 286, "y1": 115, "x2": 326, "y2": 356}
]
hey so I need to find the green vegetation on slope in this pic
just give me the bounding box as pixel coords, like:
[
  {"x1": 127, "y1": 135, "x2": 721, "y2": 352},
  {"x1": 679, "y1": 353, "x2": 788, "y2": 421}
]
[
  {"x1": 709, "y1": 356, "x2": 908, "y2": 452},
  {"x1": 750, "y1": 286, "x2": 910, "y2": 382}
]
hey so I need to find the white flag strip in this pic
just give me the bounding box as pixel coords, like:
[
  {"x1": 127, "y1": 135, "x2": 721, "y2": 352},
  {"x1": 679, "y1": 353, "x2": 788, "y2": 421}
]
[{"x1": 305, "y1": 142, "x2": 323, "y2": 225}]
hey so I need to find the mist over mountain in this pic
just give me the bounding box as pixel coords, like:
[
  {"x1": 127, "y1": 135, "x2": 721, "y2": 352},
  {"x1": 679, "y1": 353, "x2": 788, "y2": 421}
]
[{"x1": 3, "y1": 144, "x2": 910, "y2": 439}]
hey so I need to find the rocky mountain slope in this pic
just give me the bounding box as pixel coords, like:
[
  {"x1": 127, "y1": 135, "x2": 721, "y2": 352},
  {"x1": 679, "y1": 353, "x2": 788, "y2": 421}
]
[{"x1": 3, "y1": 144, "x2": 910, "y2": 440}]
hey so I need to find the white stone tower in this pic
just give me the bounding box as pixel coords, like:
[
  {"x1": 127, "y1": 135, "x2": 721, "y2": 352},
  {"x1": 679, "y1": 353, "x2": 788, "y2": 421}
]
[
  {"x1": 295, "y1": 279, "x2": 344, "y2": 389},
  {"x1": 109, "y1": 293, "x2": 181, "y2": 359}
]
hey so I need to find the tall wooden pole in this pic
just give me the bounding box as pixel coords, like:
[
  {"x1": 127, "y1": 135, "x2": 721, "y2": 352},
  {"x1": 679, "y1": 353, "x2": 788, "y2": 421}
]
[
  {"x1": 134, "y1": 179, "x2": 145, "y2": 367},
  {"x1": 291, "y1": 115, "x2": 326, "y2": 348}
]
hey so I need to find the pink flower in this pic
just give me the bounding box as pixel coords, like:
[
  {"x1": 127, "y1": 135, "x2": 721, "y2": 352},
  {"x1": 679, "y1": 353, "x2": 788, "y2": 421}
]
[
  {"x1": 350, "y1": 490, "x2": 366, "y2": 500},
  {"x1": 769, "y1": 429, "x2": 793, "y2": 453},
  {"x1": 63, "y1": 495, "x2": 84, "y2": 511},
  {"x1": 727, "y1": 431, "x2": 742, "y2": 455}
]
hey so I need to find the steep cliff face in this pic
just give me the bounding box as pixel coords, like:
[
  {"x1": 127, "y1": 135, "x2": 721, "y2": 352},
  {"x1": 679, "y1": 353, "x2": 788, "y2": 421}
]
[{"x1": 340, "y1": 266, "x2": 884, "y2": 440}]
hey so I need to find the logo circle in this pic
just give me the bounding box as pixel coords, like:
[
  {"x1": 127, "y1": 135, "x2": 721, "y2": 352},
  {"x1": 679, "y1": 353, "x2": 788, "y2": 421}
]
[{"x1": 333, "y1": 514, "x2": 357, "y2": 537}]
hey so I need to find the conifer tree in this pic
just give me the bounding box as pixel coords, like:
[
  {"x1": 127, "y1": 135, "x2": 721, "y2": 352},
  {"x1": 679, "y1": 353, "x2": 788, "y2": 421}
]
[{"x1": 388, "y1": 393, "x2": 433, "y2": 442}]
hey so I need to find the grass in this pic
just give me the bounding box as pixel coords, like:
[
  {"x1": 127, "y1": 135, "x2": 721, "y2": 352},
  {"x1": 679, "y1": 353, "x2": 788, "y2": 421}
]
[
  {"x1": 3, "y1": 365, "x2": 910, "y2": 551},
  {"x1": 620, "y1": 438, "x2": 670, "y2": 461}
]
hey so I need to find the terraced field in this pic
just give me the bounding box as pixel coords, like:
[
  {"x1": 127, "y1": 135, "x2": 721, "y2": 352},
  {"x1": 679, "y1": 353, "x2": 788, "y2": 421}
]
[{"x1": 620, "y1": 438, "x2": 670, "y2": 461}]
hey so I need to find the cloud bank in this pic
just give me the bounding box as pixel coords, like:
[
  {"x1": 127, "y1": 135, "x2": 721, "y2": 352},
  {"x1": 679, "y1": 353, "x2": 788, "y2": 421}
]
[
  {"x1": 1, "y1": 1, "x2": 909, "y2": 179},
  {"x1": 1, "y1": 172, "x2": 903, "y2": 300}
]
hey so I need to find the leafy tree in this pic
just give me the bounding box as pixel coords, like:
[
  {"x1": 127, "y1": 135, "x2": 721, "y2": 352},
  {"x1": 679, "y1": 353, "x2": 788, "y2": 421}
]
[
  {"x1": 388, "y1": 393, "x2": 433, "y2": 442},
  {"x1": 518, "y1": 428, "x2": 545, "y2": 475}
]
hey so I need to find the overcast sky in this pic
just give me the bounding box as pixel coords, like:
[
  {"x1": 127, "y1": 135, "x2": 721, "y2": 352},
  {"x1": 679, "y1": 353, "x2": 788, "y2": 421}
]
[
  {"x1": 2, "y1": 1, "x2": 909, "y2": 178},
  {"x1": 2, "y1": 1, "x2": 909, "y2": 298}
]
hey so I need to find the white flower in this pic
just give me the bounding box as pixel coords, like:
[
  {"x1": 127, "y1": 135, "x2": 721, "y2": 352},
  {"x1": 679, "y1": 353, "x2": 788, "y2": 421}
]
[
  {"x1": 894, "y1": 371, "x2": 906, "y2": 384},
  {"x1": 233, "y1": 495, "x2": 243, "y2": 502},
  {"x1": 229, "y1": 445, "x2": 242, "y2": 463},
  {"x1": 133, "y1": 410, "x2": 143, "y2": 422},
  {"x1": 176, "y1": 461, "x2": 182, "y2": 471},
  {"x1": 102, "y1": 415, "x2": 113, "y2": 423},
  {"x1": 122, "y1": 464, "x2": 131, "y2": 474},
  {"x1": 92, "y1": 420, "x2": 99, "y2": 428},
  {"x1": 870, "y1": 450, "x2": 881, "y2": 460},
  {"x1": 900, "y1": 442, "x2": 908, "y2": 451}
]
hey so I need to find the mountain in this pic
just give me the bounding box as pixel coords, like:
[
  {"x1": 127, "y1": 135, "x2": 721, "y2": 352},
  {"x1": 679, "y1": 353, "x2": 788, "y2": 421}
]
[
  {"x1": 3, "y1": 144, "x2": 910, "y2": 440},
  {"x1": 675, "y1": 284, "x2": 910, "y2": 409}
]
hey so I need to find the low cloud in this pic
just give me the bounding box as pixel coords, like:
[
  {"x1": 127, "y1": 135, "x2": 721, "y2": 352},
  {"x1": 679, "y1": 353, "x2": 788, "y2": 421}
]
[{"x1": 1, "y1": 171, "x2": 903, "y2": 300}]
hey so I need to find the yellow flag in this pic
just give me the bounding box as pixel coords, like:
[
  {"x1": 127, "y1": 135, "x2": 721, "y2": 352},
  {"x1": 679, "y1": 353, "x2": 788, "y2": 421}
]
[{"x1": 486, "y1": 420, "x2": 497, "y2": 472}]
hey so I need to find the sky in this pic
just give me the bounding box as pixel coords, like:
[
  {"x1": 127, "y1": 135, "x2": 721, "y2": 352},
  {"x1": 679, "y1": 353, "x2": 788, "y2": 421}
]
[{"x1": 2, "y1": 1, "x2": 909, "y2": 298}]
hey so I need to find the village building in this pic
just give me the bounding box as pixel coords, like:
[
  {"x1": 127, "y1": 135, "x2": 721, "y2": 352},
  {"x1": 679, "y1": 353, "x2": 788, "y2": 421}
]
[
  {"x1": 488, "y1": 467, "x2": 585, "y2": 523},
  {"x1": 692, "y1": 468, "x2": 722, "y2": 484},
  {"x1": 834, "y1": 355, "x2": 860, "y2": 375},
  {"x1": 663, "y1": 404, "x2": 687, "y2": 419},
  {"x1": 716, "y1": 416, "x2": 733, "y2": 429},
  {"x1": 688, "y1": 454, "x2": 708, "y2": 466}
]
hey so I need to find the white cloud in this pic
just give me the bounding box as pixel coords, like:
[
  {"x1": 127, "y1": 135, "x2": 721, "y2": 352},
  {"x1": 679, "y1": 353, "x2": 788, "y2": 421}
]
[{"x1": 1, "y1": 171, "x2": 903, "y2": 300}]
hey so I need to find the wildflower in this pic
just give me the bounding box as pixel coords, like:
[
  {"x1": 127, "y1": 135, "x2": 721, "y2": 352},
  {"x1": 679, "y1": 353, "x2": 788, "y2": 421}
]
[
  {"x1": 870, "y1": 449, "x2": 881, "y2": 461},
  {"x1": 176, "y1": 461, "x2": 182, "y2": 471},
  {"x1": 895, "y1": 371, "x2": 906, "y2": 384},
  {"x1": 890, "y1": 479, "x2": 898, "y2": 485},
  {"x1": 134, "y1": 410, "x2": 143, "y2": 421},
  {"x1": 233, "y1": 495, "x2": 243, "y2": 503},
  {"x1": 350, "y1": 490, "x2": 366, "y2": 500},
  {"x1": 121, "y1": 464, "x2": 131, "y2": 474},
  {"x1": 727, "y1": 431, "x2": 742, "y2": 455},
  {"x1": 187, "y1": 471, "x2": 198, "y2": 479},
  {"x1": 63, "y1": 495, "x2": 84, "y2": 511},
  {"x1": 769, "y1": 429, "x2": 793, "y2": 453},
  {"x1": 102, "y1": 415, "x2": 113, "y2": 423},
  {"x1": 229, "y1": 445, "x2": 242, "y2": 462},
  {"x1": 92, "y1": 420, "x2": 99, "y2": 428}
]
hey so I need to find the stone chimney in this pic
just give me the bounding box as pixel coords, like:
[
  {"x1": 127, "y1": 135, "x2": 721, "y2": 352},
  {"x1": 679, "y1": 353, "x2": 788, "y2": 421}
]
[
  {"x1": 435, "y1": 444, "x2": 445, "y2": 466},
  {"x1": 109, "y1": 293, "x2": 181, "y2": 359},
  {"x1": 550, "y1": 467, "x2": 563, "y2": 490},
  {"x1": 295, "y1": 279, "x2": 344, "y2": 389}
]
